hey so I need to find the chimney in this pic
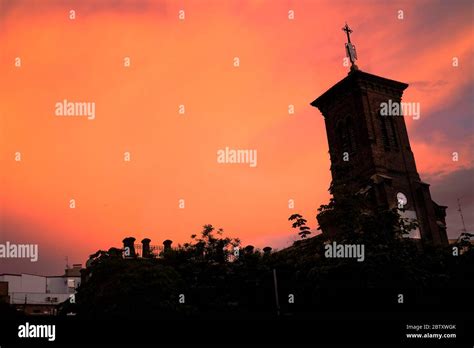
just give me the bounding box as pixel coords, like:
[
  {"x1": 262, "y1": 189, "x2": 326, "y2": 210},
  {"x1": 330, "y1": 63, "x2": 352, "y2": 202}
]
[
  {"x1": 263, "y1": 246, "x2": 272, "y2": 255},
  {"x1": 141, "y1": 238, "x2": 151, "y2": 258},
  {"x1": 244, "y1": 245, "x2": 255, "y2": 254},
  {"x1": 122, "y1": 237, "x2": 136, "y2": 258},
  {"x1": 163, "y1": 239, "x2": 173, "y2": 252}
]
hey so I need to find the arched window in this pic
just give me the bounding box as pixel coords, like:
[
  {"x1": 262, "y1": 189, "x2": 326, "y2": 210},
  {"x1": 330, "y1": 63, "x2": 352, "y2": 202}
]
[
  {"x1": 346, "y1": 117, "x2": 357, "y2": 153},
  {"x1": 336, "y1": 121, "x2": 347, "y2": 153},
  {"x1": 388, "y1": 117, "x2": 399, "y2": 150},
  {"x1": 379, "y1": 112, "x2": 390, "y2": 150},
  {"x1": 336, "y1": 117, "x2": 357, "y2": 155},
  {"x1": 378, "y1": 111, "x2": 400, "y2": 151}
]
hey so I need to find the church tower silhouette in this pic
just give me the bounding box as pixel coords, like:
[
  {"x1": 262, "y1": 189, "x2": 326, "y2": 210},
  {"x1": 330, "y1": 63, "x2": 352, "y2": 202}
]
[{"x1": 311, "y1": 23, "x2": 448, "y2": 246}]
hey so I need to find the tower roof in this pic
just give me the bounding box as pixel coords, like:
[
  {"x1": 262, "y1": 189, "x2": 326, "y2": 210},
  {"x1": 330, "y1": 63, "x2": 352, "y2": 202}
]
[{"x1": 310, "y1": 69, "x2": 408, "y2": 112}]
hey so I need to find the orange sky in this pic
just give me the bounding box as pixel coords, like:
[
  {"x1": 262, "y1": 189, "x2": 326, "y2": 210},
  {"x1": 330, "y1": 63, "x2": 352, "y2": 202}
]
[{"x1": 1, "y1": 0, "x2": 473, "y2": 274}]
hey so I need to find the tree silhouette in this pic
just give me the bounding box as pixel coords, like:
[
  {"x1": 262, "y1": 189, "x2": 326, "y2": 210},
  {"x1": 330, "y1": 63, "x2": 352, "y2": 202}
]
[
  {"x1": 289, "y1": 213, "x2": 312, "y2": 239},
  {"x1": 68, "y1": 208, "x2": 472, "y2": 318},
  {"x1": 316, "y1": 162, "x2": 419, "y2": 245}
]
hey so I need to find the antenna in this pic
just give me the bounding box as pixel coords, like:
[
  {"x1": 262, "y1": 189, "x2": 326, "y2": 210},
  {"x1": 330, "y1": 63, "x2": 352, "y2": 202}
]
[
  {"x1": 65, "y1": 256, "x2": 70, "y2": 269},
  {"x1": 457, "y1": 197, "x2": 467, "y2": 234}
]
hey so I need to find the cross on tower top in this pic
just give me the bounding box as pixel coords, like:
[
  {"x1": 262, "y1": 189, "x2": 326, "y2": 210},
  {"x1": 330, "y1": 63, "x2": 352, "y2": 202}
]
[
  {"x1": 342, "y1": 23, "x2": 353, "y2": 43},
  {"x1": 342, "y1": 22, "x2": 358, "y2": 71}
]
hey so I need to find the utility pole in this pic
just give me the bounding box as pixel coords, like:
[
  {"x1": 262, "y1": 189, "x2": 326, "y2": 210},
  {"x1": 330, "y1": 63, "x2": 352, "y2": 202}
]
[{"x1": 273, "y1": 269, "x2": 280, "y2": 316}]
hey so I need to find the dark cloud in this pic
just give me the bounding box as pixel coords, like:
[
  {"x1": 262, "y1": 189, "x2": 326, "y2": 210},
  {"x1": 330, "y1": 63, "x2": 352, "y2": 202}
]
[
  {"x1": 407, "y1": 0, "x2": 472, "y2": 44},
  {"x1": 0, "y1": 214, "x2": 84, "y2": 276},
  {"x1": 409, "y1": 80, "x2": 448, "y2": 92},
  {"x1": 412, "y1": 81, "x2": 474, "y2": 143},
  {"x1": 428, "y1": 166, "x2": 474, "y2": 238}
]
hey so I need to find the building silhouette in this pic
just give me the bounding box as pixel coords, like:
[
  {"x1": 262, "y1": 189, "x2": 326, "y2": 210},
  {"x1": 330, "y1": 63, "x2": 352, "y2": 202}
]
[{"x1": 311, "y1": 24, "x2": 448, "y2": 246}]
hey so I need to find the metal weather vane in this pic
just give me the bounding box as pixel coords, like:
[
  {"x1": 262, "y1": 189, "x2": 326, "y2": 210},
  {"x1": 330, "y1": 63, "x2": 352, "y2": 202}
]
[{"x1": 342, "y1": 22, "x2": 358, "y2": 71}]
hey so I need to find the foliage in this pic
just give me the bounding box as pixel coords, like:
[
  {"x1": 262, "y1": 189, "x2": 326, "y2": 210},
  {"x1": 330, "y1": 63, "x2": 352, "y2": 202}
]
[
  {"x1": 289, "y1": 214, "x2": 312, "y2": 239},
  {"x1": 69, "y1": 202, "x2": 472, "y2": 318}
]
